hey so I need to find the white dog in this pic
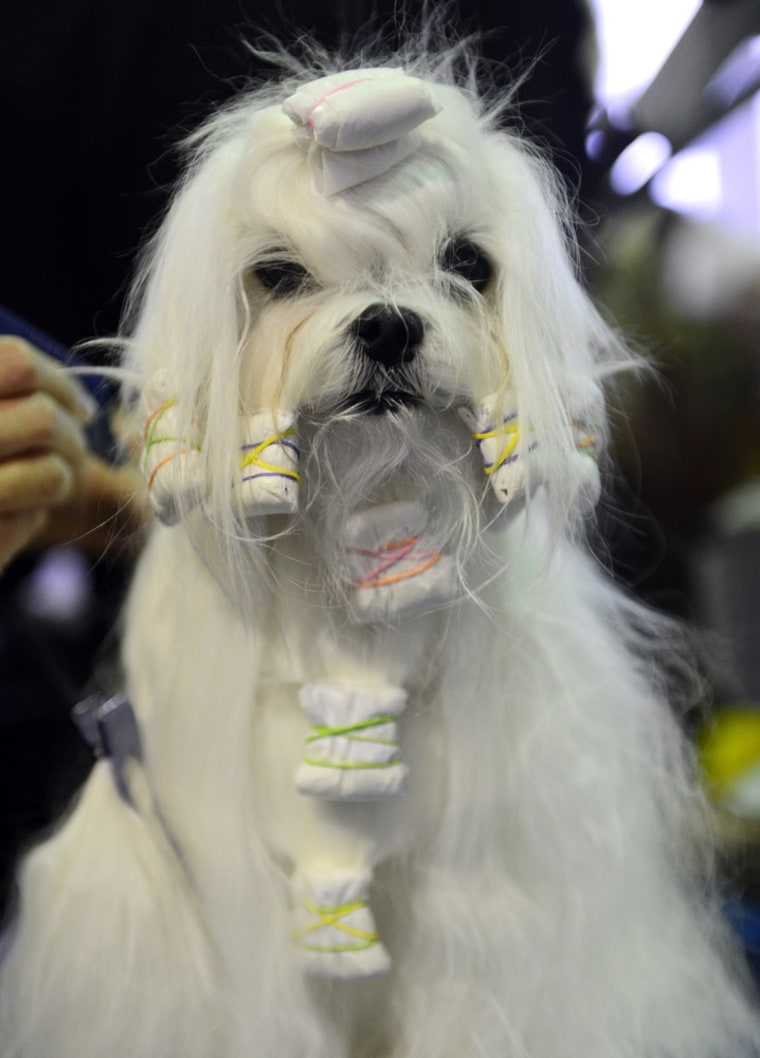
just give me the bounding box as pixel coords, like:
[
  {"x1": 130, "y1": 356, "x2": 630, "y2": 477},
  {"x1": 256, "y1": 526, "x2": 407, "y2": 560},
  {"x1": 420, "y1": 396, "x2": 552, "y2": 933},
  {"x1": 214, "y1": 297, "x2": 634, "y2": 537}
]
[{"x1": 1, "y1": 50, "x2": 758, "y2": 1058}]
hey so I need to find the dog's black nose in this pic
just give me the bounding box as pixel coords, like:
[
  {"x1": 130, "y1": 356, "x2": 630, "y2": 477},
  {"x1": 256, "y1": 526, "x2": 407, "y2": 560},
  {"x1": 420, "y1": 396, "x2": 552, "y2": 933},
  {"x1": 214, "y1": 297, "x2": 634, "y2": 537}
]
[{"x1": 351, "y1": 305, "x2": 424, "y2": 368}]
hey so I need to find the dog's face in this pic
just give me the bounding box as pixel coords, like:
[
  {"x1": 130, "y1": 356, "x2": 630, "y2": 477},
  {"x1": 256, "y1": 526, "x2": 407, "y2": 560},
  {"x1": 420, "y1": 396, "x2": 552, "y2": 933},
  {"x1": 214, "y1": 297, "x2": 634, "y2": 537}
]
[
  {"x1": 233, "y1": 91, "x2": 511, "y2": 422},
  {"x1": 129, "y1": 66, "x2": 614, "y2": 589}
]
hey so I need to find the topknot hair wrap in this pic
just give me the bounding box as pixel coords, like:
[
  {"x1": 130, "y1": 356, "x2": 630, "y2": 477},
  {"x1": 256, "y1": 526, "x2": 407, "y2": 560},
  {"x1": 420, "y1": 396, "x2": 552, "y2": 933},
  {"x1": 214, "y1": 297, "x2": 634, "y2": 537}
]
[{"x1": 283, "y1": 68, "x2": 441, "y2": 194}]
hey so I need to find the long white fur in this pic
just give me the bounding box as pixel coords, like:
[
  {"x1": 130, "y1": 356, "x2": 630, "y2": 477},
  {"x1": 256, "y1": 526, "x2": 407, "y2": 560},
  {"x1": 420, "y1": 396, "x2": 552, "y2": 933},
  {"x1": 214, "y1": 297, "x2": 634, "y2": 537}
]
[{"x1": 1, "y1": 46, "x2": 759, "y2": 1058}]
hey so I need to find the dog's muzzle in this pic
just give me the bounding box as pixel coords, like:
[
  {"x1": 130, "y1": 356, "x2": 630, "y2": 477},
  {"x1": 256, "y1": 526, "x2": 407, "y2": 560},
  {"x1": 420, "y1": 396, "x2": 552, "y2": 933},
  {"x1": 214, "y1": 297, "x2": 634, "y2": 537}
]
[{"x1": 347, "y1": 304, "x2": 424, "y2": 414}]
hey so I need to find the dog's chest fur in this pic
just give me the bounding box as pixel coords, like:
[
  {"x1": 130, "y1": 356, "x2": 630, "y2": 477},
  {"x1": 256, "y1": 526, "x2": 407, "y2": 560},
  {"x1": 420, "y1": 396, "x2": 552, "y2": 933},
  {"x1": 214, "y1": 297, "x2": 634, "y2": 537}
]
[{"x1": 252, "y1": 531, "x2": 453, "y2": 851}]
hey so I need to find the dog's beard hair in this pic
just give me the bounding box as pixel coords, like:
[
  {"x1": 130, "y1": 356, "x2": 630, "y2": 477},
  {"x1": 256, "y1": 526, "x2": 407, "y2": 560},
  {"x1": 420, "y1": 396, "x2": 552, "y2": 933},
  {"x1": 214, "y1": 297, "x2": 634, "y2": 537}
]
[
  {"x1": 297, "y1": 405, "x2": 484, "y2": 604},
  {"x1": 185, "y1": 405, "x2": 487, "y2": 616}
]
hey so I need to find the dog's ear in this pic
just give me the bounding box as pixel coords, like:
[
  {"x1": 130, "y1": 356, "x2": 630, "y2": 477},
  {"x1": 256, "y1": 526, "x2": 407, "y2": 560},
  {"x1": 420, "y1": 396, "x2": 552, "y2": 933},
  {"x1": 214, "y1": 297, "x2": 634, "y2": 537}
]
[
  {"x1": 128, "y1": 142, "x2": 247, "y2": 404},
  {"x1": 123, "y1": 133, "x2": 259, "y2": 528},
  {"x1": 483, "y1": 136, "x2": 628, "y2": 535}
]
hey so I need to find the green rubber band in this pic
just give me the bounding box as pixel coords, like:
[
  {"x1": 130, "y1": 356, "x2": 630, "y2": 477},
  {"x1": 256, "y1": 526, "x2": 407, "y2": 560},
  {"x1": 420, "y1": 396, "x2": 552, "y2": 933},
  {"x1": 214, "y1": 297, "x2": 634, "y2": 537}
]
[
  {"x1": 306, "y1": 716, "x2": 397, "y2": 744},
  {"x1": 144, "y1": 402, "x2": 202, "y2": 465},
  {"x1": 297, "y1": 939, "x2": 377, "y2": 954},
  {"x1": 302, "y1": 756, "x2": 401, "y2": 771},
  {"x1": 145, "y1": 402, "x2": 175, "y2": 452},
  {"x1": 307, "y1": 732, "x2": 398, "y2": 747}
]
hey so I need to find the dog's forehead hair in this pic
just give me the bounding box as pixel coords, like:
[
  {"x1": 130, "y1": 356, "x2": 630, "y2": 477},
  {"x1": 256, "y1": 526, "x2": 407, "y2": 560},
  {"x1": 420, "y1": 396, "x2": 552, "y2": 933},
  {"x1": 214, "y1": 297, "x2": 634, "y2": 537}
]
[
  {"x1": 240, "y1": 133, "x2": 494, "y2": 283},
  {"x1": 245, "y1": 175, "x2": 489, "y2": 287}
]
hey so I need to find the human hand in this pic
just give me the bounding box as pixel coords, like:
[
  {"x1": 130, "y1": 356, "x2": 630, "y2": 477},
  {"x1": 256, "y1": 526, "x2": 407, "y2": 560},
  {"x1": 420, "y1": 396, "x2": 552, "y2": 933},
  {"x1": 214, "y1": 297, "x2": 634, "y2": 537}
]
[
  {"x1": 29, "y1": 440, "x2": 148, "y2": 559},
  {"x1": 0, "y1": 336, "x2": 146, "y2": 571}
]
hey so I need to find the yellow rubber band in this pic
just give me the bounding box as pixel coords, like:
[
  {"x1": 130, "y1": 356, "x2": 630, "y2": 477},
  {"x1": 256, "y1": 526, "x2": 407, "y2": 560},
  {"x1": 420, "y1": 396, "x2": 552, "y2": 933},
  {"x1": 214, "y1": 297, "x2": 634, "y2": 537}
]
[
  {"x1": 472, "y1": 422, "x2": 520, "y2": 475},
  {"x1": 240, "y1": 428, "x2": 302, "y2": 483},
  {"x1": 295, "y1": 898, "x2": 378, "y2": 948}
]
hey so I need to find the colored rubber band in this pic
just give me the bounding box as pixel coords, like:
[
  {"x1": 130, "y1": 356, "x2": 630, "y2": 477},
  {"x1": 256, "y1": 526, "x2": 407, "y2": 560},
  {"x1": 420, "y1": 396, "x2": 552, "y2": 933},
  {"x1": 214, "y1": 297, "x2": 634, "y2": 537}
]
[
  {"x1": 346, "y1": 534, "x2": 442, "y2": 590},
  {"x1": 298, "y1": 939, "x2": 378, "y2": 954},
  {"x1": 472, "y1": 420, "x2": 520, "y2": 475},
  {"x1": 295, "y1": 897, "x2": 378, "y2": 952},
  {"x1": 360, "y1": 552, "x2": 441, "y2": 588},
  {"x1": 143, "y1": 399, "x2": 177, "y2": 441},
  {"x1": 302, "y1": 756, "x2": 401, "y2": 771},
  {"x1": 349, "y1": 534, "x2": 418, "y2": 557},
  {"x1": 573, "y1": 423, "x2": 599, "y2": 457},
  {"x1": 143, "y1": 400, "x2": 201, "y2": 490},
  {"x1": 146, "y1": 448, "x2": 197, "y2": 490},
  {"x1": 306, "y1": 716, "x2": 398, "y2": 746},
  {"x1": 240, "y1": 428, "x2": 302, "y2": 484},
  {"x1": 144, "y1": 400, "x2": 201, "y2": 455}
]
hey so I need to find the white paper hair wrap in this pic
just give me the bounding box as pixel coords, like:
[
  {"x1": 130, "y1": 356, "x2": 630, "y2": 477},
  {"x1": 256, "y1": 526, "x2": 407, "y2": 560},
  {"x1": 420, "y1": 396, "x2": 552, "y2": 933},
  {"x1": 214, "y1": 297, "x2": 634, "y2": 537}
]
[
  {"x1": 460, "y1": 385, "x2": 603, "y2": 514},
  {"x1": 292, "y1": 869, "x2": 390, "y2": 978},
  {"x1": 142, "y1": 396, "x2": 204, "y2": 526},
  {"x1": 296, "y1": 683, "x2": 408, "y2": 801},
  {"x1": 343, "y1": 501, "x2": 458, "y2": 623},
  {"x1": 283, "y1": 68, "x2": 441, "y2": 194},
  {"x1": 237, "y1": 410, "x2": 300, "y2": 517}
]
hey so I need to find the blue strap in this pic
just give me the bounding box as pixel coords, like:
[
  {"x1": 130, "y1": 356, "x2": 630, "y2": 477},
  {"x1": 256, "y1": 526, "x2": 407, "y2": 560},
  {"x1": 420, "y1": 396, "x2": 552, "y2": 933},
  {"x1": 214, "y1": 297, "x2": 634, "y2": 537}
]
[
  {"x1": 72, "y1": 693, "x2": 143, "y2": 807},
  {"x1": 0, "y1": 305, "x2": 108, "y2": 404},
  {"x1": 70, "y1": 693, "x2": 191, "y2": 876}
]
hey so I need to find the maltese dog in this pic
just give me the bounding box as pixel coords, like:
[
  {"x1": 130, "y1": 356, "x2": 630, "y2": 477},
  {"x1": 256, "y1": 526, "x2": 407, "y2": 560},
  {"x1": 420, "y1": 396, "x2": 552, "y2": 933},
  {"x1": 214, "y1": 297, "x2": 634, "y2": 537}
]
[{"x1": 1, "y1": 50, "x2": 758, "y2": 1058}]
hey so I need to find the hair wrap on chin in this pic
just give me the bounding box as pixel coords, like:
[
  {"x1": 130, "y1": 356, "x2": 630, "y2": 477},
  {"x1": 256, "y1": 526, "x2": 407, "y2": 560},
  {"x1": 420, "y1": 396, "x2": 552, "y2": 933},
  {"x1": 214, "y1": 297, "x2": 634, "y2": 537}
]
[{"x1": 283, "y1": 68, "x2": 441, "y2": 194}]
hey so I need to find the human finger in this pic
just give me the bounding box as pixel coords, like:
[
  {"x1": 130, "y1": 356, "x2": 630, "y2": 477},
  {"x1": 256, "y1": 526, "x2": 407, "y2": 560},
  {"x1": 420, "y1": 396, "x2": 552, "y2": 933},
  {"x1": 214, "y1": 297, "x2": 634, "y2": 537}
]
[
  {"x1": 0, "y1": 451, "x2": 76, "y2": 514},
  {"x1": 0, "y1": 336, "x2": 97, "y2": 422},
  {"x1": 28, "y1": 455, "x2": 148, "y2": 555},
  {"x1": 0, "y1": 392, "x2": 88, "y2": 466}
]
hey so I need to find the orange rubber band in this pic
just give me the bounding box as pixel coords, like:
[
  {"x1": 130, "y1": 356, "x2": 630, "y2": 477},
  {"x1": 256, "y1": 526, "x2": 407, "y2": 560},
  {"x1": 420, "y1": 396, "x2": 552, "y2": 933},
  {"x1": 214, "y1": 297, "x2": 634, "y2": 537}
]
[
  {"x1": 146, "y1": 448, "x2": 195, "y2": 490},
  {"x1": 143, "y1": 399, "x2": 177, "y2": 440},
  {"x1": 358, "y1": 551, "x2": 441, "y2": 589}
]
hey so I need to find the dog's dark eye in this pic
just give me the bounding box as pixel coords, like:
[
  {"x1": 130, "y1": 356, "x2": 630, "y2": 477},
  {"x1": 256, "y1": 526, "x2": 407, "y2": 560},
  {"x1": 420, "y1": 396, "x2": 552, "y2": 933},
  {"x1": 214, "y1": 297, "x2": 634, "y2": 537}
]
[
  {"x1": 441, "y1": 238, "x2": 493, "y2": 295},
  {"x1": 253, "y1": 259, "x2": 312, "y2": 298}
]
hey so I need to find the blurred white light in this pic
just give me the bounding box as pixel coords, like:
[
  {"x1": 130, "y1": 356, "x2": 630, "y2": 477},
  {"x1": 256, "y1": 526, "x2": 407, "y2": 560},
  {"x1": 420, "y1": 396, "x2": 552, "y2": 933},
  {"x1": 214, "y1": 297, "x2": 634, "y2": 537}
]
[
  {"x1": 22, "y1": 546, "x2": 92, "y2": 622},
  {"x1": 589, "y1": 0, "x2": 760, "y2": 243},
  {"x1": 609, "y1": 133, "x2": 672, "y2": 195},
  {"x1": 707, "y1": 36, "x2": 760, "y2": 108},
  {"x1": 651, "y1": 145, "x2": 723, "y2": 218},
  {"x1": 587, "y1": 0, "x2": 703, "y2": 108},
  {"x1": 585, "y1": 128, "x2": 607, "y2": 162}
]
